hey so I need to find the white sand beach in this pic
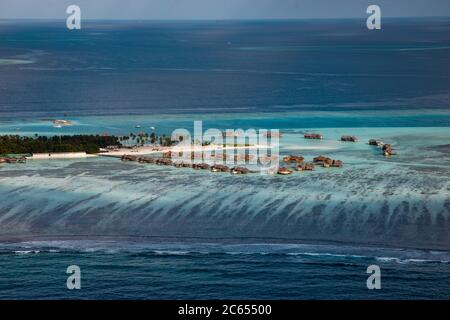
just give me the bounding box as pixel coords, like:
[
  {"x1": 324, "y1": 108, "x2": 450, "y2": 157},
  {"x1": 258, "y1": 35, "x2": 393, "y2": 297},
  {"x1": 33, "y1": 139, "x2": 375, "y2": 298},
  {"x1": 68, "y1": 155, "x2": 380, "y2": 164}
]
[{"x1": 98, "y1": 144, "x2": 272, "y2": 158}]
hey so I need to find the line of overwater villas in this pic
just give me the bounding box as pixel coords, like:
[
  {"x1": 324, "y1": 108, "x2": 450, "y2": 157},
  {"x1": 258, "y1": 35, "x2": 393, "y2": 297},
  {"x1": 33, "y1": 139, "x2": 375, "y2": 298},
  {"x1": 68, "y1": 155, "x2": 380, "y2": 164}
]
[
  {"x1": 120, "y1": 134, "x2": 396, "y2": 175},
  {"x1": 0, "y1": 156, "x2": 27, "y2": 164},
  {"x1": 120, "y1": 153, "x2": 344, "y2": 175},
  {"x1": 307, "y1": 134, "x2": 395, "y2": 156}
]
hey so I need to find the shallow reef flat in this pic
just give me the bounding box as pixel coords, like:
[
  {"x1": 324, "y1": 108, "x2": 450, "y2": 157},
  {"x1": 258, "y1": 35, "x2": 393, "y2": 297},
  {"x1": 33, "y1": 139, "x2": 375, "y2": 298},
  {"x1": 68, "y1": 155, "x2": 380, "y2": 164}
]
[{"x1": 0, "y1": 126, "x2": 449, "y2": 250}]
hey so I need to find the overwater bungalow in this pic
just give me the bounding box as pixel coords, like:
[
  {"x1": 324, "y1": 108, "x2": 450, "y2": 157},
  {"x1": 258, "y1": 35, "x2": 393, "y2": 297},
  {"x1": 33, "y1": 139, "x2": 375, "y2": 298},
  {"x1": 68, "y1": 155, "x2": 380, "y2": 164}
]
[
  {"x1": 230, "y1": 166, "x2": 250, "y2": 175},
  {"x1": 382, "y1": 144, "x2": 396, "y2": 156},
  {"x1": 297, "y1": 163, "x2": 315, "y2": 171},
  {"x1": 138, "y1": 156, "x2": 155, "y2": 164},
  {"x1": 192, "y1": 163, "x2": 210, "y2": 170},
  {"x1": 313, "y1": 155, "x2": 332, "y2": 164},
  {"x1": 173, "y1": 161, "x2": 192, "y2": 168},
  {"x1": 369, "y1": 139, "x2": 384, "y2": 147},
  {"x1": 331, "y1": 160, "x2": 343, "y2": 168},
  {"x1": 313, "y1": 155, "x2": 343, "y2": 168},
  {"x1": 283, "y1": 155, "x2": 304, "y2": 163},
  {"x1": 121, "y1": 154, "x2": 139, "y2": 161},
  {"x1": 211, "y1": 164, "x2": 229, "y2": 172},
  {"x1": 181, "y1": 163, "x2": 192, "y2": 168},
  {"x1": 199, "y1": 163, "x2": 210, "y2": 170},
  {"x1": 155, "y1": 158, "x2": 173, "y2": 165},
  {"x1": 341, "y1": 135, "x2": 358, "y2": 142},
  {"x1": 191, "y1": 163, "x2": 199, "y2": 169},
  {"x1": 277, "y1": 167, "x2": 293, "y2": 175},
  {"x1": 304, "y1": 133, "x2": 323, "y2": 140}
]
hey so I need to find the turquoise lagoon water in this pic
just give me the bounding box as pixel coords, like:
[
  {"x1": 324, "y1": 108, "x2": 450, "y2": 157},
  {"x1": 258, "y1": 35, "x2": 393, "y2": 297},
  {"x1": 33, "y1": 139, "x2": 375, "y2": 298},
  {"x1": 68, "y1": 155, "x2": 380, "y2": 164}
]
[{"x1": 1, "y1": 112, "x2": 449, "y2": 249}]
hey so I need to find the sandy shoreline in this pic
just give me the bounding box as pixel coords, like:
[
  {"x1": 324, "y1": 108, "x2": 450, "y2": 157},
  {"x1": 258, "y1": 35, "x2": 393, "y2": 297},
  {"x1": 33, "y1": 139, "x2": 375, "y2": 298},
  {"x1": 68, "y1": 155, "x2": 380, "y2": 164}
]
[{"x1": 98, "y1": 144, "x2": 272, "y2": 158}]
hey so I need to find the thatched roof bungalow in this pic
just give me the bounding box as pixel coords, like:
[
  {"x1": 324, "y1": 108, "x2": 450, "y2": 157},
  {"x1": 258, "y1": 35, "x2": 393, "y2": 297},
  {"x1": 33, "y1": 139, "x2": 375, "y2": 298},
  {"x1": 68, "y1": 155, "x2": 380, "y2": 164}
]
[
  {"x1": 230, "y1": 166, "x2": 250, "y2": 175},
  {"x1": 121, "y1": 154, "x2": 139, "y2": 161},
  {"x1": 297, "y1": 163, "x2": 315, "y2": 171},
  {"x1": 341, "y1": 135, "x2": 358, "y2": 142},
  {"x1": 382, "y1": 144, "x2": 395, "y2": 156},
  {"x1": 304, "y1": 133, "x2": 323, "y2": 139},
  {"x1": 138, "y1": 156, "x2": 155, "y2": 164},
  {"x1": 283, "y1": 155, "x2": 304, "y2": 163},
  {"x1": 331, "y1": 160, "x2": 343, "y2": 167},
  {"x1": 313, "y1": 155, "x2": 332, "y2": 164},
  {"x1": 155, "y1": 158, "x2": 173, "y2": 165},
  {"x1": 369, "y1": 139, "x2": 383, "y2": 147},
  {"x1": 211, "y1": 164, "x2": 229, "y2": 172},
  {"x1": 313, "y1": 155, "x2": 343, "y2": 168},
  {"x1": 192, "y1": 163, "x2": 210, "y2": 170}
]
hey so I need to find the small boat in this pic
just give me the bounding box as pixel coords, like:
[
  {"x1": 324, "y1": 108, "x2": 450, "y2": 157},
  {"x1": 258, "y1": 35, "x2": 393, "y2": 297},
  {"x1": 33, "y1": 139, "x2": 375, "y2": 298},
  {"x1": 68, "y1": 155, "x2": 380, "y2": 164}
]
[
  {"x1": 53, "y1": 119, "x2": 73, "y2": 126},
  {"x1": 53, "y1": 124, "x2": 62, "y2": 128},
  {"x1": 135, "y1": 125, "x2": 141, "y2": 128},
  {"x1": 150, "y1": 126, "x2": 155, "y2": 130}
]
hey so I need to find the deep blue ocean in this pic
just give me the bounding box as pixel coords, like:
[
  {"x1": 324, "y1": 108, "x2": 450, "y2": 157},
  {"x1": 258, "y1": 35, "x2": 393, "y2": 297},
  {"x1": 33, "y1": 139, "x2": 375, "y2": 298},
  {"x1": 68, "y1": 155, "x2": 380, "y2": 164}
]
[
  {"x1": 1, "y1": 18, "x2": 450, "y2": 119},
  {"x1": 1, "y1": 241, "x2": 450, "y2": 300},
  {"x1": 0, "y1": 19, "x2": 450, "y2": 299}
]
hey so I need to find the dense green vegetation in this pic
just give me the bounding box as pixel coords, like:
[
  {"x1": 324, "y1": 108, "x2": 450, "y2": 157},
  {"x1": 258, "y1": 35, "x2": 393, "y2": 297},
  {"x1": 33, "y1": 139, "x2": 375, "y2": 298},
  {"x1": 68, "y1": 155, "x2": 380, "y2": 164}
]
[
  {"x1": 0, "y1": 135, "x2": 122, "y2": 155},
  {"x1": 118, "y1": 132, "x2": 173, "y2": 147}
]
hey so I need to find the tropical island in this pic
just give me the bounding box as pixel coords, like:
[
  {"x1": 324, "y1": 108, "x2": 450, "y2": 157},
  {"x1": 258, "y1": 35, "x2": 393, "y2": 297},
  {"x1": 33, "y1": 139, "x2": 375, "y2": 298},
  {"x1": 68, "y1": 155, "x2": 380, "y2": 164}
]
[
  {"x1": 1, "y1": 131, "x2": 394, "y2": 174},
  {"x1": 0, "y1": 134, "x2": 122, "y2": 155},
  {"x1": 0, "y1": 132, "x2": 178, "y2": 156}
]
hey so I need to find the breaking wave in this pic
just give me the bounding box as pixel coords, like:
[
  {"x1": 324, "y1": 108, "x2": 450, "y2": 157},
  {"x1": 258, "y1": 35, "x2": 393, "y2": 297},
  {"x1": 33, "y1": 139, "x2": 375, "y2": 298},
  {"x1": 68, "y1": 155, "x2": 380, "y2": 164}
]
[{"x1": 1, "y1": 240, "x2": 449, "y2": 265}]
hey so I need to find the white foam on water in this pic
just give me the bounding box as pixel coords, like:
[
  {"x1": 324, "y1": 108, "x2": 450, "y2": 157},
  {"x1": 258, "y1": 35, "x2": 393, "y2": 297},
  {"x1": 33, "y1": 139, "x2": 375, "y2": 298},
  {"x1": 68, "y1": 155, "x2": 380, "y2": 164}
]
[
  {"x1": 14, "y1": 250, "x2": 40, "y2": 255},
  {"x1": 376, "y1": 257, "x2": 449, "y2": 264}
]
